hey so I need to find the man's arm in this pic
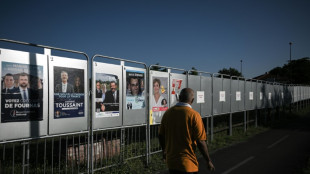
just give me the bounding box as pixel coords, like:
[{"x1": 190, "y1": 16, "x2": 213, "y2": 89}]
[
  {"x1": 196, "y1": 140, "x2": 215, "y2": 171},
  {"x1": 158, "y1": 134, "x2": 166, "y2": 161}
]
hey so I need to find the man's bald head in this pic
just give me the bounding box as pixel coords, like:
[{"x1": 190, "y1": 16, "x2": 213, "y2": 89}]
[{"x1": 179, "y1": 88, "x2": 194, "y2": 104}]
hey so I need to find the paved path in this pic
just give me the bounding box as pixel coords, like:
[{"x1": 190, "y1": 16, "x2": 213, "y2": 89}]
[{"x1": 160, "y1": 115, "x2": 310, "y2": 174}]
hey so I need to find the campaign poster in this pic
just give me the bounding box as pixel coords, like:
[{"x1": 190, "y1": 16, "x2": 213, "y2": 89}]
[
  {"x1": 170, "y1": 79, "x2": 183, "y2": 106},
  {"x1": 126, "y1": 70, "x2": 145, "y2": 110},
  {"x1": 196, "y1": 91, "x2": 205, "y2": 104},
  {"x1": 54, "y1": 66, "x2": 84, "y2": 119},
  {"x1": 236, "y1": 91, "x2": 241, "y2": 101},
  {"x1": 249, "y1": 92, "x2": 254, "y2": 100},
  {"x1": 95, "y1": 73, "x2": 120, "y2": 118},
  {"x1": 1, "y1": 61, "x2": 43, "y2": 122},
  {"x1": 151, "y1": 76, "x2": 168, "y2": 124},
  {"x1": 220, "y1": 91, "x2": 226, "y2": 102}
]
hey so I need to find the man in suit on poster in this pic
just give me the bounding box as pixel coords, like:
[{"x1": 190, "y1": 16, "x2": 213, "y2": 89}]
[
  {"x1": 55, "y1": 71, "x2": 74, "y2": 93},
  {"x1": 2, "y1": 73, "x2": 18, "y2": 93},
  {"x1": 101, "y1": 81, "x2": 119, "y2": 111}
]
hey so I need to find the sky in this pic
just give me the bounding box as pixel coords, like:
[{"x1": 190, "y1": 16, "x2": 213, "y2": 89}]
[{"x1": 0, "y1": 0, "x2": 309, "y2": 78}]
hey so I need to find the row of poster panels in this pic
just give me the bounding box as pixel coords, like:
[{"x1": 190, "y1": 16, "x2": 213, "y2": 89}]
[
  {"x1": 0, "y1": 48, "x2": 88, "y2": 141},
  {"x1": 1, "y1": 48, "x2": 310, "y2": 141}
]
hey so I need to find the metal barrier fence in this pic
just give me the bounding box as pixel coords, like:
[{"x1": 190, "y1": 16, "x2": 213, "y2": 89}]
[{"x1": 0, "y1": 39, "x2": 309, "y2": 173}]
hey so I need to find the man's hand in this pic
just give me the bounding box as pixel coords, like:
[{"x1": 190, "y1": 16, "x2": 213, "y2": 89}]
[
  {"x1": 162, "y1": 151, "x2": 166, "y2": 162},
  {"x1": 207, "y1": 160, "x2": 215, "y2": 171}
]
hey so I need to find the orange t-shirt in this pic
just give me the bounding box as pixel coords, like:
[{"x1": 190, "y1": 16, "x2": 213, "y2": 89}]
[{"x1": 159, "y1": 105, "x2": 207, "y2": 172}]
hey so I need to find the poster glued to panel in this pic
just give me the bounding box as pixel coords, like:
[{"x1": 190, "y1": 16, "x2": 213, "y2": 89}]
[
  {"x1": 95, "y1": 73, "x2": 120, "y2": 118},
  {"x1": 236, "y1": 91, "x2": 241, "y2": 101},
  {"x1": 0, "y1": 48, "x2": 48, "y2": 141},
  {"x1": 196, "y1": 91, "x2": 205, "y2": 103},
  {"x1": 49, "y1": 56, "x2": 88, "y2": 135},
  {"x1": 150, "y1": 75, "x2": 169, "y2": 124},
  {"x1": 268, "y1": 93, "x2": 272, "y2": 100},
  {"x1": 249, "y1": 92, "x2": 254, "y2": 100},
  {"x1": 219, "y1": 91, "x2": 226, "y2": 102},
  {"x1": 125, "y1": 69, "x2": 145, "y2": 110},
  {"x1": 260, "y1": 92, "x2": 263, "y2": 100}
]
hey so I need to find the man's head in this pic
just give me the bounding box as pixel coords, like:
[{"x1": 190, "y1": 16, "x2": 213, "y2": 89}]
[
  {"x1": 129, "y1": 77, "x2": 139, "y2": 95},
  {"x1": 60, "y1": 71, "x2": 68, "y2": 83},
  {"x1": 4, "y1": 73, "x2": 14, "y2": 88},
  {"x1": 18, "y1": 73, "x2": 29, "y2": 89},
  {"x1": 110, "y1": 81, "x2": 117, "y2": 93},
  {"x1": 96, "y1": 82, "x2": 101, "y2": 90},
  {"x1": 75, "y1": 77, "x2": 81, "y2": 87},
  {"x1": 179, "y1": 88, "x2": 194, "y2": 105}
]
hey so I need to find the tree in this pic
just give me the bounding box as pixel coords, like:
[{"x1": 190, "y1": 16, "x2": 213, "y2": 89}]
[
  {"x1": 150, "y1": 63, "x2": 167, "y2": 72},
  {"x1": 218, "y1": 67, "x2": 242, "y2": 77}
]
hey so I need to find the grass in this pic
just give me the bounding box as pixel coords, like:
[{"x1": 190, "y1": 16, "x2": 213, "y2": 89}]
[{"x1": 1, "y1": 105, "x2": 310, "y2": 173}]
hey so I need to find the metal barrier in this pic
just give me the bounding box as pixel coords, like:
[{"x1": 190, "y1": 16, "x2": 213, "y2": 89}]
[{"x1": 0, "y1": 39, "x2": 309, "y2": 173}]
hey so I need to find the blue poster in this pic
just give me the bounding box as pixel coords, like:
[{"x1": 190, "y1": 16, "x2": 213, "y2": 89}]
[{"x1": 54, "y1": 66, "x2": 85, "y2": 119}]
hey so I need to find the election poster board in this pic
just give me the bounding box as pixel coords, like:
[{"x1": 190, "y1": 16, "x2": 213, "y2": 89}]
[
  {"x1": 0, "y1": 48, "x2": 48, "y2": 141},
  {"x1": 150, "y1": 71, "x2": 169, "y2": 125},
  {"x1": 125, "y1": 69, "x2": 145, "y2": 110},
  {"x1": 170, "y1": 73, "x2": 187, "y2": 107},
  {"x1": 53, "y1": 66, "x2": 85, "y2": 119},
  {"x1": 92, "y1": 62, "x2": 122, "y2": 129},
  {"x1": 49, "y1": 56, "x2": 88, "y2": 135},
  {"x1": 123, "y1": 66, "x2": 146, "y2": 126}
]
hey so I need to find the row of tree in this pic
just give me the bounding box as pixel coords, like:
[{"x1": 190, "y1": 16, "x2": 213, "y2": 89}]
[{"x1": 150, "y1": 57, "x2": 310, "y2": 85}]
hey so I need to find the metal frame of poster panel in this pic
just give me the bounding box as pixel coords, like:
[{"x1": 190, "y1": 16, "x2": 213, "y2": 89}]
[
  {"x1": 188, "y1": 70, "x2": 213, "y2": 118},
  {"x1": 148, "y1": 66, "x2": 169, "y2": 125},
  {"x1": 123, "y1": 66, "x2": 147, "y2": 126},
  {"x1": 212, "y1": 73, "x2": 231, "y2": 116},
  {"x1": 91, "y1": 54, "x2": 148, "y2": 170},
  {"x1": 91, "y1": 61, "x2": 123, "y2": 130},
  {"x1": 0, "y1": 39, "x2": 89, "y2": 142},
  {"x1": 91, "y1": 55, "x2": 148, "y2": 127},
  {"x1": 230, "y1": 76, "x2": 245, "y2": 113},
  {"x1": 49, "y1": 55, "x2": 88, "y2": 135},
  {"x1": 0, "y1": 48, "x2": 48, "y2": 141},
  {"x1": 245, "y1": 79, "x2": 257, "y2": 111}
]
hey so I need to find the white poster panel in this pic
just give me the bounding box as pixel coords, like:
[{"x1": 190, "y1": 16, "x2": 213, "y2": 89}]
[
  {"x1": 268, "y1": 92, "x2": 272, "y2": 100},
  {"x1": 260, "y1": 92, "x2": 263, "y2": 100},
  {"x1": 197, "y1": 91, "x2": 205, "y2": 103},
  {"x1": 249, "y1": 92, "x2": 254, "y2": 100},
  {"x1": 236, "y1": 91, "x2": 241, "y2": 101},
  {"x1": 219, "y1": 91, "x2": 226, "y2": 102},
  {"x1": 0, "y1": 48, "x2": 48, "y2": 141},
  {"x1": 49, "y1": 56, "x2": 88, "y2": 135}
]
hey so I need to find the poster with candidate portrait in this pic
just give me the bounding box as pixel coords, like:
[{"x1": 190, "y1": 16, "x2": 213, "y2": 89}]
[
  {"x1": 151, "y1": 76, "x2": 168, "y2": 124},
  {"x1": 95, "y1": 73, "x2": 120, "y2": 118},
  {"x1": 126, "y1": 70, "x2": 145, "y2": 110},
  {"x1": 170, "y1": 78, "x2": 183, "y2": 106},
  {"x1": 54, "y1": 66, "x2": 84, "y2": 119},
  {"x1": 1, "y1": 61, "x2": 43, "y2": 122}
]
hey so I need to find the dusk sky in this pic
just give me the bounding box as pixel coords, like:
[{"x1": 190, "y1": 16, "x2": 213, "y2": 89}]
[{"x1": 0, "y1": 0, "x2": 309, "y2": 78}]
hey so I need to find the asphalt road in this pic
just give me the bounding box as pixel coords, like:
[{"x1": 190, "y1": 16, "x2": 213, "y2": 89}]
[
  {"x1": 160, "y1": 115, "x2": 310, "y2": 174},
  {"x1": 199, "y1": 116, "x2": 310, "y2": 174}
]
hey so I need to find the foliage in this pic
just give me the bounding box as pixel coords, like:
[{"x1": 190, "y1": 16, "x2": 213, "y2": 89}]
[
  {"x1": 218, "y1": 67, "x2": 242, "y2": 77},
  {"x1": 150, "y1": 63, "x2": 167, "y2": 72},
  {"x1": 183, "y1": 67, "x2": 199, "y2": 75},
  {"x1": 269, "y1": 57, "x2": 310, "y2": 84}
]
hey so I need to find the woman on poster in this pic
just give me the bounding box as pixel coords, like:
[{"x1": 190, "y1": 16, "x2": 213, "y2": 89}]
[{"x1": 152, "y1": 78, "x2": 167, "y2": 123}]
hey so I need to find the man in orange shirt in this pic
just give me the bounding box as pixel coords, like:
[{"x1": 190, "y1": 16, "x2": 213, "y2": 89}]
[{"x1": 159, "y1": 88, "x2": 215, "y2": 173}]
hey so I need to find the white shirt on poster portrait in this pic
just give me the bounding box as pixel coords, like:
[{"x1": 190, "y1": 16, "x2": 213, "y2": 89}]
[
  {"x1": 62, "y1": 83, "x2": 67, "y2": 93},
  {"x1": 151, "y1": 95, "x2": 164, "y2": 123}
]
